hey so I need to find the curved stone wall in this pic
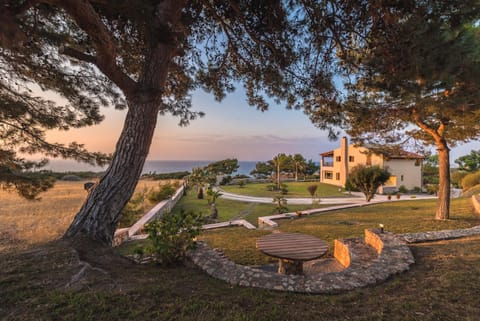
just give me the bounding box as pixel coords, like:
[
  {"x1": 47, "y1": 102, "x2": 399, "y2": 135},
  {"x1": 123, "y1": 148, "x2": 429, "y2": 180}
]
[{"x1": 187, "y1": 229, "x2": 414, "y2": 293}]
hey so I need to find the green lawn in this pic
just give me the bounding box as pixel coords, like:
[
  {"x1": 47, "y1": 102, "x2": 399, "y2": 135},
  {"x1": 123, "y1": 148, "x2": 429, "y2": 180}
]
[
  {"x1": 221, "y1": 181, "x2": 347, "y2": 198},
  {"x1": 172, "y1": 189, "x2": 336, "y2": 225},
  {"x1": 200, "y1": 197, "x2": 480, "y2": 265},
  {"x1": 3, "y1": 235, "x2": 480, "y2": 320}
]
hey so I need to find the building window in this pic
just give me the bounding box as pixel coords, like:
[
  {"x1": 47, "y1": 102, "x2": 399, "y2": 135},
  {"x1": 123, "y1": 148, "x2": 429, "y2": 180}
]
[
  {"x1": 401, "y1": 175, "x2": 404, "y2": 182},
  {"x1": 335, "y1": 173, "x2": 340, "y2": 180},
  {"x1": 324, "y1": 171, "x2": 333, "y2": 179},
  {"x1": 366, "y1": 154, "x2": 372, "y2": 166},
  {"x1": 415, "y1": 159, "x2": 421, "y2": 166},
  {"x1": 335, "y1": 156, "x2": 341, "y2": 162},
  {"x1": 349, "y1": 156, "x2": 354, "y2": 162}
]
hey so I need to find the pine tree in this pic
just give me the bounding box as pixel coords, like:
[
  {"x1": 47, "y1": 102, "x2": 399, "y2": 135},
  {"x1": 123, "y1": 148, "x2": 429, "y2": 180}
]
[
  {"x1": 336, "y1": 1, "x2": 480, "y2": 219},
  {"x1": 0, "y1": 1, "x2": 358, "y2": 245}
]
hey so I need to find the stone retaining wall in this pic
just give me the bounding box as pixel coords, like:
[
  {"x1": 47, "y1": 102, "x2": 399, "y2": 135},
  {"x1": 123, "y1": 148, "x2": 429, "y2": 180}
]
[{"x1": 187, "y1": 229, "x2": 414, "y2": 293}]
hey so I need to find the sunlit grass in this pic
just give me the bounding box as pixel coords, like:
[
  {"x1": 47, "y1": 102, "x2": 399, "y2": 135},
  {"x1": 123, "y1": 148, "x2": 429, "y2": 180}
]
[
  {"x1": 199, "y1": 198, "x2": 480, "y2": 265},
  {"x1": 220, "y1": 181, "x2": 347, "y2": 198},
  {"x1": 171, "y1": 189, "x2": 335, "y2": 224},
  {"x1": 0, "y1": 179, "x2": 160, "y2": 249}
]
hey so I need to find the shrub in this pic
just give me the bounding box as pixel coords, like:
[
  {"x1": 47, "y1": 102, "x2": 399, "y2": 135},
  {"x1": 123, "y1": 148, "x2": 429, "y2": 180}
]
[
  {"x1": 197, "y1": 187, "x2": 204, "y2": 199},
  {"x1": 146, "y1": 183, "x2": 176, "y2": 203},
  {"x1": 425, "y1": 184, "x2": 439, "y2": 195},
  {"x1": 219, "y1": 175, "x2": 232, "y2": 185},
  {"x1": 238, "y1": 179, "x2": 245, "y2": 188},
  {"x1": 307, "y1": 185, "x2": 318, "y2": 198},
  {"x1": 280, "y1": 183, "x2": 288, "y2": 195},
  {"x1": 144, "y1": 210, "x2": 204, "y2": 266},
  {"x1": 398, "y1": 185, "x2": 408, "y2": 193},
  {"x1": 348, "y1": 165, "x2": 391, "y2": 202},
  {"x1": 461, "y1": 171, "x2": 480, "y2": 191},
  {"x1": 266, "y1": 184, "x2": 276, "y2": 191},
  {"x1": 412, "y1": 186, "x2": 422, "y2": 193},
  {"x1": 451, "y1": 170, "x2": 468, "y2": 188},
  {"x1": 272, "y1": 195, "x2": 288, "y2": 213}
]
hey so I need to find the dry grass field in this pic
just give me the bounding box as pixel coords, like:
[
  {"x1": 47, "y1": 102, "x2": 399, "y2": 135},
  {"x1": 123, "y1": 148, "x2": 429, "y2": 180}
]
[{"x1": 0, "y1": 179, "x2": 162, "y2": 251}]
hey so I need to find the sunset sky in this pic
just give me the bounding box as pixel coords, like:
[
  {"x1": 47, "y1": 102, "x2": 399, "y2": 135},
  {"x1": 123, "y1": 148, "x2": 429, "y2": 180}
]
[{"x1": 43, "y1": 85, "x2": 477, "y2": 166}]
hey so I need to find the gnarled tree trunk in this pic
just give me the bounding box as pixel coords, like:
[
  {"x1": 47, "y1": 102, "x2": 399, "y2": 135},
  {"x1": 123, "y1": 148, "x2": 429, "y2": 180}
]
[
  {"x1": 436, "y1": 140, "x2": 451, "y2": 220},
  {"x1": 64, "y1": 98, "x2": 160, "y2": 245}
]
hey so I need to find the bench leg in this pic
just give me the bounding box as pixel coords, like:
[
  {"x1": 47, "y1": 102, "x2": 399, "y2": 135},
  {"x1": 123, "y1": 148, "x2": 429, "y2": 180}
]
[{"x1": 278, "y1": 259, "x2": 303, "y2": 275}]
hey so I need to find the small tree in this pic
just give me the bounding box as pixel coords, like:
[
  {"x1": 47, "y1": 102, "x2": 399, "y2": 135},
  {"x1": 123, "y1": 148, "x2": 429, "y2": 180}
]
[
  {"x1": 307, "y1": 185, "x2": 318, "y2": 199},
  {"x1": 272, "y1": 195, "x2": 289, "y2": 213},
  {"x1": 206, "y1": 188, "x2": 222, "y2": 205},
  {"x1": 347, "y1": 165, "x2": 390, "y2": 202}
]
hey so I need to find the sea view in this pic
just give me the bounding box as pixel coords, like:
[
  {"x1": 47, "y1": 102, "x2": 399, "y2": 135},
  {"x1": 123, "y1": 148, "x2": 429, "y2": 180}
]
[{"x1": 44, "y1": 159, "x2": 258, "y2": 176}]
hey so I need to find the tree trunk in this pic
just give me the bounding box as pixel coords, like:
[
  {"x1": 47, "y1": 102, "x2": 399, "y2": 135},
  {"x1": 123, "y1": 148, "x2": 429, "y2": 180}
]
[
  {"x1": 277, "y1": 162, "x2": 281, "y2": 188},
  {"x1": 64, "y1": 99, "x2": 159, "y2": 245},
  {"x1": 436, "y1": 141, "x2": 451, "y2": 220}
]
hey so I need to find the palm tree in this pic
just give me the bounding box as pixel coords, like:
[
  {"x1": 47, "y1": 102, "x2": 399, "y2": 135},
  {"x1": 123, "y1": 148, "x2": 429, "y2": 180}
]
[
  {"x1": 292, "y1": 154, "x2": 306, "y2": 181},
  {"x1": 270, "y1": 153, "x2": 289, "y2": 189},
  {"x1": 189, "y1": 167, "x2": 206, "y2": 199}
]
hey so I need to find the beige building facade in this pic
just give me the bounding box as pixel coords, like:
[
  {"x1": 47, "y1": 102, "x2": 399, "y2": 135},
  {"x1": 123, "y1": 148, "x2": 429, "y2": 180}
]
[{"x1": 320, "y1": 137, "x2": 423, "y2": 193}]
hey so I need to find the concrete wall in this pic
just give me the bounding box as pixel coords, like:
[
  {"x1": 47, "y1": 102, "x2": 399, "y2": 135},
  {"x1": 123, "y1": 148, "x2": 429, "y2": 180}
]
[
  {"x1": 112, "y1": 184, "x2": 185, "y2": 246},
  {"x1": 384, "y1": 159, "x2": 422, "y2": 191}
]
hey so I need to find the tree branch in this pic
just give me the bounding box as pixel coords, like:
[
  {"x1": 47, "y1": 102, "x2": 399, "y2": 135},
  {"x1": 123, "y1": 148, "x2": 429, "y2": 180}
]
[
  {"x1": 39, "y1": 0, "x2": 137, "y2": 97},
  {"x1": 60, "y1": 46, "x2": 97, "y2": 64}
]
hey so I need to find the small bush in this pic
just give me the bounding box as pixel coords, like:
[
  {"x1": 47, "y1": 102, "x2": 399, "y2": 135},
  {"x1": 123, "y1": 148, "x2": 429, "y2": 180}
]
[
  {"x1": 307, "y1": 185, "x2": 318, "y2": 198},
  {"x1": 146, "y1": 183, "x2": 176, "y2": 203},
  {"x1": 461, "y1": 171, "x2": 480, "y2": 191},
  {"x1": 425, "y1": 184, "x2": 439, "y2": 195},
  {"x1": 144, "y1": 210, "x2": 204, "y2": 266},
  {"x1": 272, "y1": 195, "x2": 288, "y2": 213},
  {"x1": 412, "y1": 186, "x2": 422, "y2": 193},
  {"x1": 266, "y1": 184, "x2": 276, "y2": 191},
  {"x1": 280, "y1": 183, "x2": 288, "y2": 195},
  {"x1": 238, "y1": 179, "x2": 245, "y2": 188},
  {"x1": 219, "y1": 175, "x2": 232, "y2": 185},
  {"x1": 398, "y1": 185, "x2": 408, "y2": 193}
]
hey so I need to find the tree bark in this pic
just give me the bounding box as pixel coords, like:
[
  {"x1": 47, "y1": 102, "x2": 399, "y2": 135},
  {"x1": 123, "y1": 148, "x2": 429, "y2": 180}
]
[
  {"x1": 436, "y1": 140, "x2": 451, "y2": 220},
  {"x1": 64, "y1": 98, "x2": 160, "y2": 245}
]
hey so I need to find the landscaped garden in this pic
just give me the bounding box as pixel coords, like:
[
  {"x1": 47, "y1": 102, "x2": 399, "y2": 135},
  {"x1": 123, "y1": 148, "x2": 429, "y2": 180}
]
[
  {"x1": 170, "y1": 188, "x2": 336, "y2": 225},
  {"x1": 119, "y1": 196, "x2": 480, "y2": 267},
  {"x1": 220, "y1": 181, "x2": 347, "y2": 198},
  {"x1": 2, "y1": 180, "x2": 480, "y2": 320}
]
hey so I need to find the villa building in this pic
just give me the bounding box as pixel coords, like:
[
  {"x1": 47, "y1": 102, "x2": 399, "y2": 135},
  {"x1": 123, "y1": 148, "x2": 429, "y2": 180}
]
[{"x1": 320, "y1": 137, "x2": 424, "y2": 193}]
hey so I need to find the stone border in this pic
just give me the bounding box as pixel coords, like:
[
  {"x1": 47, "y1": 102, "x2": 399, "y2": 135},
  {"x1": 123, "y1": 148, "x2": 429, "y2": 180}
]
[
  {"x1": 399, "y1": 225, "x2": 480, "y2": 243},
  {"x1": 187, "y1": 229, "x2": 414, "y2": 293}
]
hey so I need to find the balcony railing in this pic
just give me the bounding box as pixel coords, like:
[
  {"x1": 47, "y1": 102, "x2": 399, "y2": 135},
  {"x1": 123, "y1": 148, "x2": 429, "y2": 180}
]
[{"x1": 322, "y1": 162, "x2": 334, "y2": 167}]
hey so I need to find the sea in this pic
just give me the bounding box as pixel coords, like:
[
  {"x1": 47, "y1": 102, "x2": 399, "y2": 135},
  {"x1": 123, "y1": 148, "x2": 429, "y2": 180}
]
[{"x1": 44, "y1": 159, "x2": 258, "y2": 176}]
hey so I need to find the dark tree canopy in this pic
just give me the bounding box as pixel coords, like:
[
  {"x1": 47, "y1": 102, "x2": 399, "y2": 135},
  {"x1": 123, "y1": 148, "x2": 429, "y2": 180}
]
[{"x1": 203, "y1": 159, "x2": 239, "y2": 176}]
